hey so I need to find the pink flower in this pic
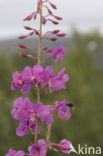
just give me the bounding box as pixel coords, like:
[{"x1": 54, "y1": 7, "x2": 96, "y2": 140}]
[
  {"x1": 57, "y1": 139, "x2": 71, "y2": 154},
  {"x1": 11, "y1": 97, "x2": 53, "y2": 125},
  {"x1": 50, "y1": 44, "x2": 65, "y2": 65},
  {"x1": 11, "y1": 71, "x2": 23, "y2": 91},
  {"x1": 28, "y1": 140, "x2": 47, "y2": 156},
  {"x1": 5, "y1": 148, "x2": 25, "y2": 156},
  {"x1": 16, "y1": 120, "x2": 40, "y2": 137},
  {"x1": 55, "y1": 100, "x2": 71, "y2": 120},
  {"x1": 11, "y1": 97, "x2": 35, "y2": 121}
]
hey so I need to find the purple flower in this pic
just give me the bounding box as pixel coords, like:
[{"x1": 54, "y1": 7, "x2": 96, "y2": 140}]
[
  {"x1": 42, "y1": 67, "x2": 69, "y2": 92},
  {"x1": 32, "y1": 65, "x2": 43, "y2": 83},
  {"x1": 41, "y1": 66, "x2": 53, "y2": 92},
  {"x1": 49, "y1": 68, "x2": 69, "y2": 92},
  {"x1": 11, "y1": 97, "x2": 35, "y2": 121},
  {"x1": 11, "y1": 72, "x2": 23, "y2": 90},
  {"x1": 11, "y1": 97, "x2": 53, "y2": 125},
  {"x1": 16, "y1": 120, "x2": 40, "y2": 136},
  {"x1": 50, "y1": 44, "x2": 65, "y2": 65},
  {"x1": 11, "y1": 65, "x2": 44, "y2": 94},
  {"x1": 21, "y1": 66, "x2": 32, "y2": 83},
  {"x1": 5, "y1": 148, "x2": 25, "y2": 156},
  {"x1": 28, "y1": 140, "x2": 47, "y2": 156},
  {"x1": 21, "y1": 66, "x2": 32, "y2": 94},
  {"x1": 36, "y1": 103, "x2": 53, "y2": 125},
  {"x1": 21, "y1": 65, "x2": 43, "y2": 94},
  {"x1": 57, "y1": 139, "x2": 71, "y2": 154},
  {"x1": 55, "y1": 100, "x2": 71, "y2": 120}
]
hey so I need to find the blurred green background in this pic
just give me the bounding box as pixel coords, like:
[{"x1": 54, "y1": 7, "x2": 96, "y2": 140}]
[{"x1": 0, "y1": 30, "x2": 103, "y2": 156}]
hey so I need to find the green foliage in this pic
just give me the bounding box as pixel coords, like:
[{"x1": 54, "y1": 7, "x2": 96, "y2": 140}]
[{"x1": 0, "y1": 31, "x2": 103, "y2": 155}]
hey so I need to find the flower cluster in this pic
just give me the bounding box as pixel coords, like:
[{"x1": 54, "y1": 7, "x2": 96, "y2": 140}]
[
  {"x1": 11, "y1": 97, "x2": 71, "y2": 137},
  {"x1": 11, "y1": 65, "x2": 69, "y2": 94},
  {"x1": 6, "y1": 0, "x2": 73, "y2": 156},
  {"x1": 6, "y1": 139, "x2": 72, "y2": 156}
]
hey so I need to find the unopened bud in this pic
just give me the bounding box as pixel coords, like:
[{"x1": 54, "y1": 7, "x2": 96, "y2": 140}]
[
  {"x1": 19, "y1": 52, "x2": 34, "y2": 60},
  {"x1": 56, "y1": 33, "x2": 66, "y2": 37},
  {"x1": 23, "y1": 12, "x2": 34, "y2": 21},
  {"x1": 53, "y1": 15, "x2": 63, "y2": 20},
  {"x1": 24, "y1": 26, "x2": 33, "y2": 30},
  {"x1": 42, "y1": 16, "x2": 47, "y2": 25},
  {"x1": 48, "y1": 19, "x2": 59, "y2": 25},
  {"x1": 52, "y1": 30, "x2": 60, "y2": 34},
  {"x1": 49, "y1": 2, "x2": 57, "y2": 9},
  {"x1": 34, "y1": 12, "x2": 37, "y2": 20},
  {"x1": 18, "y1": 44, "x2": 31, "y2": 49},
  {"x1": 18, "y1": 35, "x2": 28, "y2": 39},
  {"x1": 49, "y1": 38, "x2": 58, "y2": 41}
]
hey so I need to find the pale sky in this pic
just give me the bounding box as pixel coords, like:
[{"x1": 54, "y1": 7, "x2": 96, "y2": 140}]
[{"x1": 0, "y1": 0, "x2": 103, "y2": 40}]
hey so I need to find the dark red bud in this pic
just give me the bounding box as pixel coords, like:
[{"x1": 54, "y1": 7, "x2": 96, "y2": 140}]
[
  {"x1": 52, "y1": 30, "x2": 60, "y2": 34},
  {"x1": 18, "y1": 35, "x2": 27, "y2": 39},
  {"x1": 49, "y1": 2, "x2": 57, "y2": 9},
  {"x1": 46, "y1": 6, "x2": 53, "y2": 15},
  {"x1": 48, "y1": 19, "x2": 59, "y2": 25},
  {"x1": 49, "y1": 38, "x2": 58, "y2": 41},
  {"x1": 18, "y1": 44, "x2": 26, "y2": 49},
  {"x1": 24, "y1": 26, "x2": 33, "y2": 30},
  {"x1": 53, "y1": 15, "x2": 63, "y2": 20},
  {"x1": 18, "y1": 44, "x2": 31, "y2": 49},
  {"x1": 29, "y1": 31, "x2": 35, "y2": 36},
  {"x1": 34, "y1": 12, "x2": 37, "y2": 20},
  {"x1": 56, "y1": 33, "x2": 66, "y2": 37},
  {"x1": 35, "y1": 30, "x2": 39, "y2": 35},
  {"x1": 19, "y1": 52, "x2": 34, "y2": 60},
  {"x1": 37, "y1": 0, "x2": 41, "y2": 11},
  {"x1": 23, "y1": 12, "x2": 34, "y2": 21},
  {"x1": 42, "y1": 16, "x2": 47, "y2": 25}
]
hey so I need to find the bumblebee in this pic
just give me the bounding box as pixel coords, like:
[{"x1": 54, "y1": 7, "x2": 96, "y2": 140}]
[{"x1": 66, "y1": 102, "x2": 75, "y2": 110}]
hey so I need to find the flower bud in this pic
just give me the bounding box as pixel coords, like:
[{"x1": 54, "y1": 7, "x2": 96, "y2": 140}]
[
  {"x1": 52, "y1": 30, "x2": 60, "y2": 34},
  {"x1": 19, "y1": 52, "x2": 34, "y2": 60},
  {"x1": 49, "y1": 2, "x2": 57, "y2": 9},
  {"x1": 18, "y1": 44, "x2": 31, "y2": 49},
  {"x1": 48, "y1": 19, "x2": 59, "y2": 25},
  {"x1": 46, "y1": 6, "x2": 53, "y2": 15},
  {"x1": 23, "y1": 12, "x2": 34, "y2": 21},
  {"x1": 34, "y1": 12, "x2": 37, "y2": 20},
  {"x1": 18, "y1": 35, "x2": 28, "y2": 39},
  {"x1": 42, "y1": 16, "x2": 47, "y2": 25},
  {"x1": 53, "y1": 15, "x2": 63, "y2": 20},
  {"x1": 24, "y1": 26, "x2": 33, "y2": 30},
  {"x1": 49, "y1": 38, "x2": 58, "y2": 41},
  {"x1": 29, "y1": 31, "x2": 35, "y2": 36},
  {"x1": 56, "y1": 33, "x2": 66, "y2": 37}
]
